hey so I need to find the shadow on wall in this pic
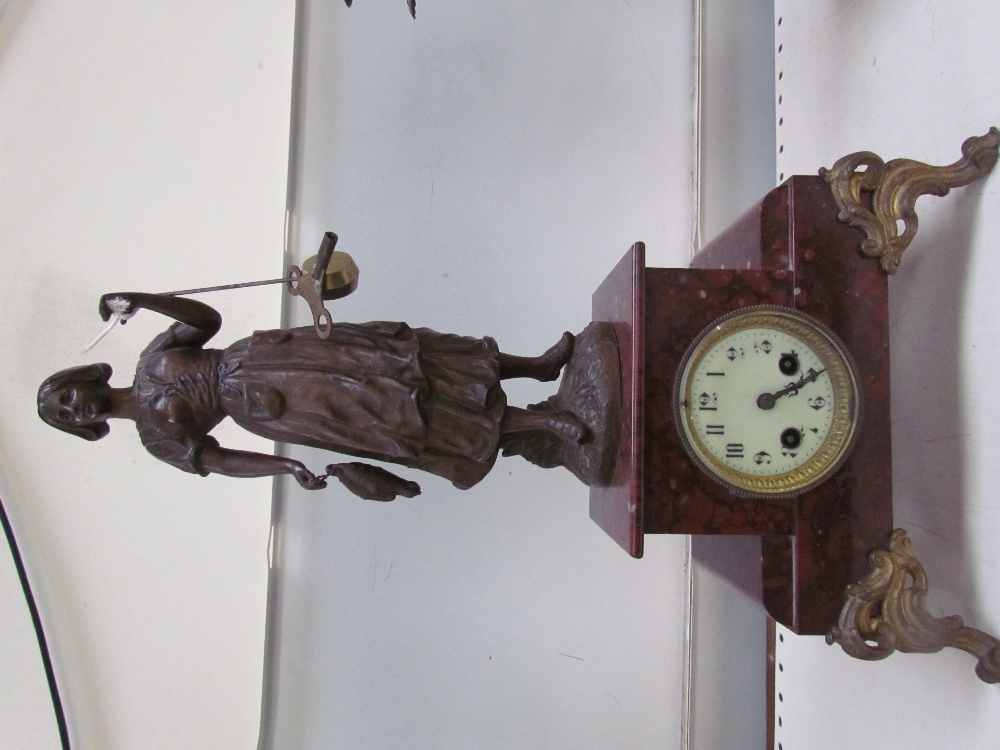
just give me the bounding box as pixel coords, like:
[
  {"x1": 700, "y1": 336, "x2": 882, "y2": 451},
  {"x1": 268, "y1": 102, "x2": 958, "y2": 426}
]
[
  {"x1": 0, "y1": 0, "x2": 27, "y2": 68},
  {"x1": 889, "y1": 184, "x2": 984, "y2": 624}
]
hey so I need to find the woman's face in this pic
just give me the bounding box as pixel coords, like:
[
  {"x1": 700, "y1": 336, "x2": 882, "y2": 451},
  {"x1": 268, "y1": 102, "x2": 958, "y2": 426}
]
[{"x1": 46, "y1": 383, "x2": 112, "y2": 427}]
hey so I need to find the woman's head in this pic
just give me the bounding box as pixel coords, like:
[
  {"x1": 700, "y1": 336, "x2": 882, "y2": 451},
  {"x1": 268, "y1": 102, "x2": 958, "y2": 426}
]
[{"x1": 38, "y1": 363, "x2": 114, "y2": 441}]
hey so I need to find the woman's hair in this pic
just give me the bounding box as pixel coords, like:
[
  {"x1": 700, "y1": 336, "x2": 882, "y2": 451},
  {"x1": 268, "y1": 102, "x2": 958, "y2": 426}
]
[{"x1": 37, "y1": 363, "x2": 114, "y2": 441}]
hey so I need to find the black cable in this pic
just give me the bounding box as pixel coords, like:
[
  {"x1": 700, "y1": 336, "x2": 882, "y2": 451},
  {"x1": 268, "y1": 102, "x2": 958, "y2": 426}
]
[{"x1": 0, "y1": 494, "x2": 71, "y2": 750}]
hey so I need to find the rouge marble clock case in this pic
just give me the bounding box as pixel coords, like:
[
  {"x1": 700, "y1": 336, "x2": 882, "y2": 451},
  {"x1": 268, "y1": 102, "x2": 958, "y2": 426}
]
[{"x1": 591, "y1": 175, "x2": 891, "y2": 635}]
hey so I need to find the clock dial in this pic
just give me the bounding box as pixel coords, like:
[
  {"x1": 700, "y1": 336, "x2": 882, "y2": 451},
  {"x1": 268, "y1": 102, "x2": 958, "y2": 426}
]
[{"x1": 674, "y1": 307, "x2": 860, "y2": 498}]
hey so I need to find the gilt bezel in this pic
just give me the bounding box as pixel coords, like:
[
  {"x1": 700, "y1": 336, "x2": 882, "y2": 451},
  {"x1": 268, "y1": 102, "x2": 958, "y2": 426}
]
[{"x1": 672, "y1": 306, "x2": 861, "y2": 499}]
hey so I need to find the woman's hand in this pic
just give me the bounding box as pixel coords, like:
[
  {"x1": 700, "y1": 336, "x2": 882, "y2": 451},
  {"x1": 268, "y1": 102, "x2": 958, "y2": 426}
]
[
  {"x1": 98, "y1": 292, "x2": 221, "y2": 343},
  {"x1": 98, "y1": 293, "x2": 139, "y2": 322},
  {"x1": 292, "y1": 463, "x2": 328, "y2": 490},
  {"x1": 326, "y1": 462, "x2": 421, "y2": 501}
]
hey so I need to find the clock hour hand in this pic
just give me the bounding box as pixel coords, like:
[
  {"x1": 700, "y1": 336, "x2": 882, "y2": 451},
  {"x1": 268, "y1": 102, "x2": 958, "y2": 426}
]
[{"x1": 757, "y1": 367, "x2": 827, "y2": 410}]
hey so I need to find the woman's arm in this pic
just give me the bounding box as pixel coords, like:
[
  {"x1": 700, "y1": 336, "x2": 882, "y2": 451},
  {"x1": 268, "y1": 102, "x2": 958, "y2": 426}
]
[
  {"x1": 199, "y1": 445, "x2": 327, "y2": 489},
  {"x1": 197, "y1": 448, "x2": 422, "y2": 498},
  {"x1": 99, "y1": 292, "x2": 222, "y2": 347}
]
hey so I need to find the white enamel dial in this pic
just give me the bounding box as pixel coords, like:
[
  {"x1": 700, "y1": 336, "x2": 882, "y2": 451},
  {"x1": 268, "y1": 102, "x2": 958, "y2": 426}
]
[{"x1": 674, "y1": 307, "x2": 860, "y2": 498}]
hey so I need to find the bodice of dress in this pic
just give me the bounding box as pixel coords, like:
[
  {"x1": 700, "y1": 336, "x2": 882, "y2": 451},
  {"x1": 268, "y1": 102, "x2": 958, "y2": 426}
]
[{"x1": 134, "y1": 346, "x2": 226, "y2": 475}]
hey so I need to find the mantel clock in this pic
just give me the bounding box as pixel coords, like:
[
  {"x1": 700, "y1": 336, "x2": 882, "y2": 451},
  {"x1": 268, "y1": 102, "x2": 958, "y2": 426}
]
[{"x1": 588, "y1": 131, "x2": 1000, "y2": 679}]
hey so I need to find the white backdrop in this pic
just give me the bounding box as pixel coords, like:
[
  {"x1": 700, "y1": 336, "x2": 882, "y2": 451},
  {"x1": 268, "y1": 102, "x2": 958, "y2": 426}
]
[{"x1": 0, "y1": 1, "x2": 293, "y2": 747}]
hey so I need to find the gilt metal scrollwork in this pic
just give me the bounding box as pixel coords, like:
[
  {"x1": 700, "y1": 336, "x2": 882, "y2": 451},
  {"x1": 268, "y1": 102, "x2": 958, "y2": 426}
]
[
  {"x1": 820, "y1": 128, "x2": 1000, "y2": 274},
  {"x1": 827, "y1": 529, "x2": 1000, "y2": 684}
]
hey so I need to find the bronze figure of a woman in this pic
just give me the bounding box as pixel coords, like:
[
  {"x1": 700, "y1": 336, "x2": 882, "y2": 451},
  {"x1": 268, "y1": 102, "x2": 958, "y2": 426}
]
[{"x1": 38, "y1": 293, "x2": 589, "y2": 500}]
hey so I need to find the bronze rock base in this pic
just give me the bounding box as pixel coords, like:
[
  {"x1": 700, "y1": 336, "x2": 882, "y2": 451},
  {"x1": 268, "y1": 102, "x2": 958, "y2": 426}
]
[{"x1": 500, "y1": 322, "x2": 622, "y2": 487}]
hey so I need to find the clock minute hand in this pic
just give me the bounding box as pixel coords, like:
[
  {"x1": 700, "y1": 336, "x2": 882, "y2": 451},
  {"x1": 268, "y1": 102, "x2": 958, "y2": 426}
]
[
  {"x1": 775, "y1": 368, "x2": 826, "y2": 398},
  {"x1": 756, "y1": 367, "x2": 827, "y2": 410}
]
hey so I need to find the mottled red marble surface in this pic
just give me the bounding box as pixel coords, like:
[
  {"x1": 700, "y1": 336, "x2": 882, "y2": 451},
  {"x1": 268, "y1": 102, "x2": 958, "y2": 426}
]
[
  {"x1": 590, "y1": 243, "x2": 645, "y2": 558},
  {"x1": 692, "y1": 177, "x2": 893, "y2": 634},
  {"x1": 642, "y1": 267, "x2": 797, "y2": 537},
  {"x1": 590, "y1": 177, "x2": 893, "y2": 634}
]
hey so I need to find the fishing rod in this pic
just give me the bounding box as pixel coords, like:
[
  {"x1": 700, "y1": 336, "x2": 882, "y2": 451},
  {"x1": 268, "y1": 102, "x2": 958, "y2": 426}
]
[{"x1": 87, "y1": 232, "x2": 359, "y2": 351}]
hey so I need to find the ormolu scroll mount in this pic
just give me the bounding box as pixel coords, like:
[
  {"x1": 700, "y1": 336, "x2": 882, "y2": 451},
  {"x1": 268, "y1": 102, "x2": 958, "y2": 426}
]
[
  {"x1": 827, "y1": 529, "x2": 1000, "y2": 684},
  {"x1": 821, "y1": 128, "x2": 1000, "y2": 274}
]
